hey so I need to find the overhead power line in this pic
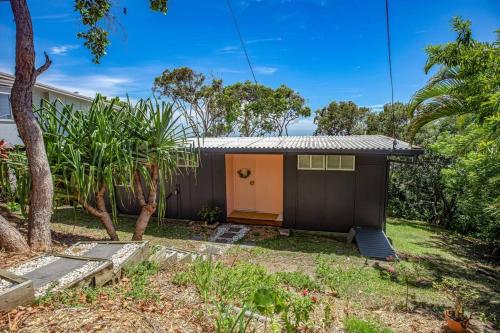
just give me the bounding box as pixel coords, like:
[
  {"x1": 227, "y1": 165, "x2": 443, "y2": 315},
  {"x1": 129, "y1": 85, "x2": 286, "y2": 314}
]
[
  {"x1": 384, "y1": 0, "x2": 397, "y2": 148},
  {"x1": 225, "y1": 0, "x2": 258, "y2": 84}
]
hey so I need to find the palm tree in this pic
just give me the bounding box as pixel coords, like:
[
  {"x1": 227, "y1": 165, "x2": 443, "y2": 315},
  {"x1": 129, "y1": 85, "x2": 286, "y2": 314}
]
[
  {"x1": 124, "y1": 99, "x2": 196, "y2": 240},
  {"x1": 37, "y1": 96, "x2": 133, "y2": 240},
  {"x1": 406, "y1": 17, "x2": 499, "y2": 142}
]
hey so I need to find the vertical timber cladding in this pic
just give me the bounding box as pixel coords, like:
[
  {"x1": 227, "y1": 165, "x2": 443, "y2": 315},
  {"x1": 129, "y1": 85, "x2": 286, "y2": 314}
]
[
  {"x1": 283, "y1": 153, "x2": 388, "y2": 232},
  {"x1": 116, "y1": 153, "x2": 226, "y2": 221},
  {"x1": 166, "y1": 152, "x2": 226, "y2": 221}
]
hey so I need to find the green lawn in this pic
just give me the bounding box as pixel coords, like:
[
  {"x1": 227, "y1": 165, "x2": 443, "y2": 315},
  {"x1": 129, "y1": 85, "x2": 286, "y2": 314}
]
[{"x1": 47, "y1": 208, "x2": 499, "y2": 332}]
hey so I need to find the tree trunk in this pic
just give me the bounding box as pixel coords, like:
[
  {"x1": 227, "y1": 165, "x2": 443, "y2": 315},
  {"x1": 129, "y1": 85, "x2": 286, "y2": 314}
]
[
  {"x1": 0, "y1": 215, "x2": 30, "y2": 253},
  {"x1": 132, "y1": 165, "x2": 159, "y2": 241},
  {"x1": 10, "y1": 0, "x2": 53, "y2": 251},
  {"x1": 79, "y1": 185, "x2": 119, "y2": 241}
]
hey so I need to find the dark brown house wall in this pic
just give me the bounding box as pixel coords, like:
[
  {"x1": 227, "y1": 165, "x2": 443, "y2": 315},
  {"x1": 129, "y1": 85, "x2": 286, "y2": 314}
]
[
  {"x1": 283, "y1": 154, "x2": 387, "y2": 232},
  {"x1": 116, "y1": 151, "x2": 388, "y2": 232},
  {"x1": 115, "y1": 152, "x2": 227, "y2": 221}
]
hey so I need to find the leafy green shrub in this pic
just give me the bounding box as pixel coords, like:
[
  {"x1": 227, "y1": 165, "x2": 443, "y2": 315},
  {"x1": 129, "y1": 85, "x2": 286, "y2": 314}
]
[
  {"x1": 276, "y1": 271, "x2": 321, "y2": 292},
  {"x1": 343, "y1": 316, "x2": 393, "y2": 333},
  {"x1": 198, "y1": 205, "x2": 222, "y2": 224}
]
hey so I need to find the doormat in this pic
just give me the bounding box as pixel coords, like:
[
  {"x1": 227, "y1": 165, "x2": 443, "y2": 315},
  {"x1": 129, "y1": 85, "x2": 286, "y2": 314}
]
[{"x1": 209, "y1": 224, "x2": 250, "y2": 244}]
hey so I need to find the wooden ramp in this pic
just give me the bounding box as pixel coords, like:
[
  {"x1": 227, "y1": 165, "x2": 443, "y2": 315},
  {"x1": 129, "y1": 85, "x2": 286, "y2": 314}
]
[{"x1": 354, "y1": 227, "x2": 397, "y2": 260}]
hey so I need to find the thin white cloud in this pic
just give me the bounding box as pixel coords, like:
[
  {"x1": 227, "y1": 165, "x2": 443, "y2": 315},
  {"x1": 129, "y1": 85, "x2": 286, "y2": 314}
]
[
  {"x1": 39, "y1": 71, "x2": 135, "y2": 98},
  {"x1": 32, "y1": 13, "x2": 78, "y2": 22},
  {"x1": 217, "y1": 45, "x2": 240, "y2": 54},
  {"x1": 255, "y1": 66, "x2": 278, "y2": 75},
  {"x1": 49, "y1": 44, "x2": 79, "y2": 56},
  {"x1": 247, "y1": 37, "x2": 283, "y2": 44}
]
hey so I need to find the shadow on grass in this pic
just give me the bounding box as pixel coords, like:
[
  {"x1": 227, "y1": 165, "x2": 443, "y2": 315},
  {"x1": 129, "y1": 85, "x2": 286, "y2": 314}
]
[
  {"x1": 255, "y1": 232, "x2": 361, "y2": 257},
  {"x1": 400, "y1": 244, "x2": 500, "y2": 320},
  {"x1": 391, "y1": 219, "x2": 497, "y2": 264},
  {"x1": 52, "y1": 207, "x2": 195, "y2": 241},
  {"x1": 53, "y1": 207, "x2": 361, "y2": 258}
]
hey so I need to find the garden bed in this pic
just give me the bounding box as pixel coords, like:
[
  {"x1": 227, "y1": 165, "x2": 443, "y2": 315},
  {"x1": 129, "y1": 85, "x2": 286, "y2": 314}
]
[
  {"x1": 7, "y1": 254, "x2": 113, "y2": 297},
  {"x1": 64, "y1": 241, "x2": 150, "y2": 279},
  {"x1": 0, "y1": 270, "x2": 34, "y2": 313}
]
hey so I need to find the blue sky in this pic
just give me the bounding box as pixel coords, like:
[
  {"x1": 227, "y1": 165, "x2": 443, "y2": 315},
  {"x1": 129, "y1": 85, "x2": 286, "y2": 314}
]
[{"x1": 0, "y1": 0, "x2": 498, "y2": 135}]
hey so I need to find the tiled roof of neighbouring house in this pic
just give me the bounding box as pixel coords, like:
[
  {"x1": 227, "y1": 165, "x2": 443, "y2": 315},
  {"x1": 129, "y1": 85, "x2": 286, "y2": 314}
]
[{"x1": 191, "y1": 135, "x2": 422, "y2": 154}]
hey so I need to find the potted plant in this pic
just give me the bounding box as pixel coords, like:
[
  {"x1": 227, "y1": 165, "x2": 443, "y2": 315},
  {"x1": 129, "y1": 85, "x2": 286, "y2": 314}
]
[
  {"x1": 198, "y1": 204, "x2": 222, "y2": 229},
  {"x1": 434, "y1": 277, "x2": 480, "y2": 333}
]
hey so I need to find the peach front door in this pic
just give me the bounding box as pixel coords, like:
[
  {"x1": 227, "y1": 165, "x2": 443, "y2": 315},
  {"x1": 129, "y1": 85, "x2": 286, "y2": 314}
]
[
  {"x1": 233, "y1": 155, "x2": 257, "y2": 211},
  {"x1": 226, "y1": 154, "x2": 283, "y2": 216}
]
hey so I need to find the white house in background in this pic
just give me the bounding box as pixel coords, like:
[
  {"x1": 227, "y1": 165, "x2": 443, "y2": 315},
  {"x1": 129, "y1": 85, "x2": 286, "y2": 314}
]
[{"x1": 0, "y1": 71, "x2": 93, "y2": 145}]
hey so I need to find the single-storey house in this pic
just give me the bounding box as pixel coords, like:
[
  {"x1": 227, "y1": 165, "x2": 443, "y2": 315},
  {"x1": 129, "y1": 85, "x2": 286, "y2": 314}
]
[
  {"x1": 117, "y1": 136, "x2": 423, "y2": 234},
  {"x1": 0, "y1": 71, "x2": 93, "y2": 145}
]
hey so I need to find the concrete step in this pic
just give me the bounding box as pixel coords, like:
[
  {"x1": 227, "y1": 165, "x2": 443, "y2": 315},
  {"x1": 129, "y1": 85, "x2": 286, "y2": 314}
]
[{"x1": 149, "y1": 246, "x2": 209, "y2": 265}]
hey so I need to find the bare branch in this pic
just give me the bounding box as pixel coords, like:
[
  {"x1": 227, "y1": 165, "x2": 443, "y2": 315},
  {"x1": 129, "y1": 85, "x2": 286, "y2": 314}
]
[{"x1": 35, "y1": 51, "x2": 52, "y2": 77}]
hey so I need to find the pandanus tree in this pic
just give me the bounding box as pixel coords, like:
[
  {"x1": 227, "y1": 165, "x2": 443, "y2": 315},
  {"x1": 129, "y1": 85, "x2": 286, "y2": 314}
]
[
  {"x1": 407, "y1": 17, "x2": 499, "y2": 142},
  {"x1": 124, "y1": 100, "x2": 195, "y2": 240},
  {"x1": 2, "y1": 96, "x2": 196, "y2": 242},
  {"x1": 37, "y1": 96, "x2": 133, "y2": 240}
]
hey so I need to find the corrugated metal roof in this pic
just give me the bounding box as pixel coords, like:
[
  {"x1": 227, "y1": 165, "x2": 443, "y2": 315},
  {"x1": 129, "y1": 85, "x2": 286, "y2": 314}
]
[
  {"x1": 192, "y1": 135, "x2": 421, "y2": 153},
  {"x1": 354, "y1": 227, "x2": 397, "y2": 260}
]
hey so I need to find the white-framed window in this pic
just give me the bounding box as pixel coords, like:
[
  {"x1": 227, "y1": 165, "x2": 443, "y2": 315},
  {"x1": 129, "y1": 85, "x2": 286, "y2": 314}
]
[
  {"x1": 297, "y1": 155, "x2": 325, "y2": 170},
  {"x1": 297, "y1": 154, "x2": 356, "y2": 171},
  {"x1": 326, "y1": 155, "x2": 356, "y2": 171},
  {"x1": 0, "y1": 92, "x2": 12, "y2": 120},
  {"x1": 177, "y1": 154, "x2": 199, "y2": 168}
]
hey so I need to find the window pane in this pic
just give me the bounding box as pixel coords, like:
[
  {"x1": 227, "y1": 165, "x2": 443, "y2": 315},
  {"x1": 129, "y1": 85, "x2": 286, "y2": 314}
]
[
  {"x1": 341, "y1": 156, "x2": 355, "y2": 170},
  {"x1": 326, "y1": 155, "x2": 341, "y2": 169},
  {"x1": 0, "y1": 94, "x2": 11, "y2": 119},
  {"x1": 298, "y1": 155, "x2": 310, "y2": 169},
  {"x1": 311, "y1": 155, "x2": 324, "y2": 169}
]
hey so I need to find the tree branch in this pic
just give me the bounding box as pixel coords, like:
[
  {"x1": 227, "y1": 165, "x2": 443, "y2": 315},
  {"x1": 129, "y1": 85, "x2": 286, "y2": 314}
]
[
  {"x1": 35, "y1": 51, "x2": 52, "y2": 77},
  {"x1": 134, "y1": 170, "x2": 147, "y2": 207}
]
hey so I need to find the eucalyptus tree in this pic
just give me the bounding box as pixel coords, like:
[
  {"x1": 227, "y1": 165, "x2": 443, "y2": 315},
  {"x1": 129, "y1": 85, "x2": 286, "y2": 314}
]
[
  {"x1": 223, "y1": 81, "x2": 276, "y2": 136},
  {"x1": 365, "y1": 102, "x2": 409, "y2": 139},
  {"x1": 407, "y1": 17, "x2": 499, "y2": 142},
  {"x1": 124, "y1": 99, "x2": 195, "y2": 240},
  {"x1": 4, "y1": 0, "x2": 167, "y2": 251},
  {"x1": 267, "y1": 85, "x2": 311, "y2": 136},
  {"x1": 314, "y1": 101, "x2": 369, "y2": 136},
  {"x1": 153, "y1": 67, "x2": 235, "y2": 137}
]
